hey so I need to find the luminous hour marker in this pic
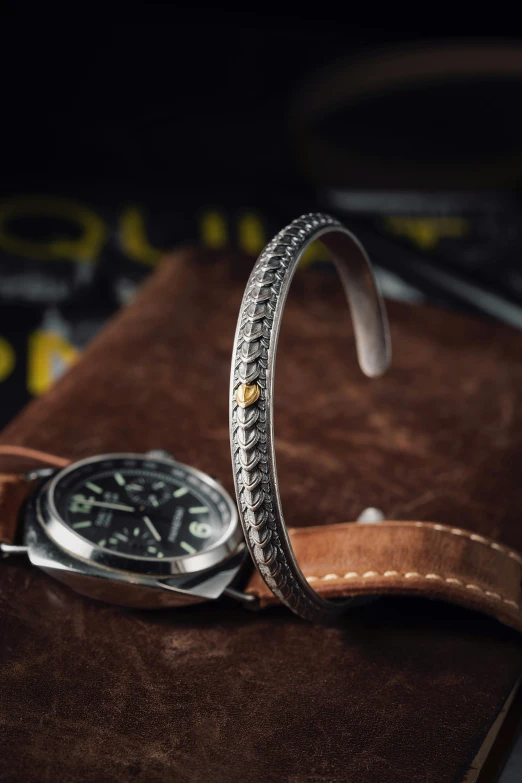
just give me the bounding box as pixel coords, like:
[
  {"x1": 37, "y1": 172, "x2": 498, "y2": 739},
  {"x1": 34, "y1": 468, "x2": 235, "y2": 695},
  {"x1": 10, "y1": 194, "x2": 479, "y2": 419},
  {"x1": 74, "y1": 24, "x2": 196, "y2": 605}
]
[
  {"x1": 114, "y1": 532, "x2": 128, "y2": 542},
  {"x1": 173, "y1": 487, "x2": 188, "y2": 498},
  {"x1": 133, "y1": 527, "x2": 140, "y2": 537},
  {"x1": 114, "y1": 473, "x2": 126, "y2": 486},
  {"x1": 189, "y1": 506, "x2": 208, "y2": 514},
  {"x1": 157, "y1": 552, "x2": 164, "y2": 559},
  {"x1": 86, "y1": 482, "x2": 103, "y2": 494},
  {"x1": 152, "y1": 481, "x2": 165, "y2": 490},
  {"x1": 98, "y1": 539, "x2": 106, "y2": 547},
  {"x1": 180, "y1": 540, "x2": 196, "y2": 554},
  {"x1": 73, "y1": 521, "x2": 92, "y2": 529},
  {"x1": 109, "y1": 537, "x2": 118, "y2": 545},
  {"x1": 147, "y1": 545, "x2": 157, "y2": 554},
  {"x1": 127, "y1": 484, "x2": 143, "y2": 491}
]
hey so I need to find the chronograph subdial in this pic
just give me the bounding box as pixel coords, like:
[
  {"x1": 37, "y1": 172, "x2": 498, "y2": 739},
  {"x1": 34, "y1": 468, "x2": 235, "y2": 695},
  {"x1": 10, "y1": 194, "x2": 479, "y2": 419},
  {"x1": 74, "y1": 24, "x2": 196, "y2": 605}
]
[
  {"x1": 98, "y1": 522, "x2": 167, "y2": 558},
  {"x1": 126, "y1": 476, "x2": 171, "y2": 508}
]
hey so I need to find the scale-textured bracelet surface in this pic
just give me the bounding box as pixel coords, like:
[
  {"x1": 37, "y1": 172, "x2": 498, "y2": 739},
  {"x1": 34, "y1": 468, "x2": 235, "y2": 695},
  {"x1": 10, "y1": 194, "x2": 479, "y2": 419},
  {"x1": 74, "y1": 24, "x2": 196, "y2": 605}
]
[{"x1": 229, "y1": 213, "x2": 391, "y2": 622}]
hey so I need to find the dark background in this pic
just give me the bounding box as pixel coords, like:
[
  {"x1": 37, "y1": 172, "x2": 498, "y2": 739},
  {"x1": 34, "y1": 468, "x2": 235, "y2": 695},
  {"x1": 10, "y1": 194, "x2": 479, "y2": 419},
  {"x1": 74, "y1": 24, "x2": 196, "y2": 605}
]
[{"x1": 1, "y1": 21, "x2": 522, "y2": 424}]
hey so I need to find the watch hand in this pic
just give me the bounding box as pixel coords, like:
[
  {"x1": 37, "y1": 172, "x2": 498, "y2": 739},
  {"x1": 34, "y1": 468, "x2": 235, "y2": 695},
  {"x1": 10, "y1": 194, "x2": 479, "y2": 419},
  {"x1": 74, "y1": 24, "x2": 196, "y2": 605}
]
[
  {"x1": 83, "y1": 500, "x2": 136, "y2": 512},
  {"x1": 143, "y1": 515, "x2": 162, "y2": 542}
]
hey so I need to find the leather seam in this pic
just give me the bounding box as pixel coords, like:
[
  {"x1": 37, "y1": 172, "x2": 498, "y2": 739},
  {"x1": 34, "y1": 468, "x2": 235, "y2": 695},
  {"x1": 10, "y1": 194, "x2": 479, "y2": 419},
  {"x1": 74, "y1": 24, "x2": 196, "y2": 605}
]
[
  {"x1": 304, "y1": 572, "x2": 520, "y2": 611},
  {"x1": 413, "y1": 521, "x2": 522, "y2": 566}
]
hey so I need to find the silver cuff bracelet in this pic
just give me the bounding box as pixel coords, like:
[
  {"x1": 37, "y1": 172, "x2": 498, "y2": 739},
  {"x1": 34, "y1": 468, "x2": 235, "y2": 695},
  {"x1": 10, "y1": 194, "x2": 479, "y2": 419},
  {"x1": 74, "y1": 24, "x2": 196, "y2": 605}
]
[{"x1": 229, "y1": 213, "x2": 391, "y2": 623}]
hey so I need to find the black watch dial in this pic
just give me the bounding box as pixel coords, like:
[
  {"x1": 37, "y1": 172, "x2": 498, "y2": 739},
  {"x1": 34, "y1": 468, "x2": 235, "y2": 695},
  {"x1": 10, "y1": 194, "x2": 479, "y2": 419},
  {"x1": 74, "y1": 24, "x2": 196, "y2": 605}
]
[{"x1": 50, "y1": 455, "x2": 234, "y2": 561}]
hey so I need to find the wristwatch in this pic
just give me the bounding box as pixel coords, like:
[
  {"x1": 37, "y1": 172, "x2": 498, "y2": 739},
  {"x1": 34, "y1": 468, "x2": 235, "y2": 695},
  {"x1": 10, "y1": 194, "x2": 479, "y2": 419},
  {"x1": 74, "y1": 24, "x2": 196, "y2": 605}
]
[
  {"x1": 1, "y1": 445, "x2": 522, "y2": 632},
  {"x1": 0, "y1": 448, "x2": 250, "y2": 609}
]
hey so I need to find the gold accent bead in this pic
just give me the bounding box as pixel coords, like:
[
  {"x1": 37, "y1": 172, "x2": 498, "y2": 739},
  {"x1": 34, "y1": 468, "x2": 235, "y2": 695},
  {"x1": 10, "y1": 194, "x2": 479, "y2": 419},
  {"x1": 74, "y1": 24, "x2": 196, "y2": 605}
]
[{"x1": 235, "y1": 383, "x2": 260, "y2": 408}]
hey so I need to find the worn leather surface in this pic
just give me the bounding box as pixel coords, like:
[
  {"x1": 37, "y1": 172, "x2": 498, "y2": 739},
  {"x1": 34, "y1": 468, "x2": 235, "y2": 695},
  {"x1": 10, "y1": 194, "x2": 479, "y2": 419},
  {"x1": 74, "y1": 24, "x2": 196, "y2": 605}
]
[
  {"x1": 248, "y1": 521, "x2": 522, "y2": 632},
  {"x1": 1, "y1": 248, "x2": 522, "y2": 783}
]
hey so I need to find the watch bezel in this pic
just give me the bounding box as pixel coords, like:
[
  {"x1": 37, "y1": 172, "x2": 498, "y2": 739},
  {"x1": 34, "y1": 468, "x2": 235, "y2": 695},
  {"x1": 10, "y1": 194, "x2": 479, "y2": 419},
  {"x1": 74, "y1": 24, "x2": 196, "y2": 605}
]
[{"x1": 34, "y1": 452, "x2": 243, "y2": 576}]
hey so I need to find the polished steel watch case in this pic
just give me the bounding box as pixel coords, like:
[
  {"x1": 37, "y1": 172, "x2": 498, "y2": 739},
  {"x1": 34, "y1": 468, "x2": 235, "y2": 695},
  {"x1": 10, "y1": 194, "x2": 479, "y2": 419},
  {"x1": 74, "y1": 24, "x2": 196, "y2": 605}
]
[{"x1": 23, "y1": 451, "x2": 247, "y2": 609}]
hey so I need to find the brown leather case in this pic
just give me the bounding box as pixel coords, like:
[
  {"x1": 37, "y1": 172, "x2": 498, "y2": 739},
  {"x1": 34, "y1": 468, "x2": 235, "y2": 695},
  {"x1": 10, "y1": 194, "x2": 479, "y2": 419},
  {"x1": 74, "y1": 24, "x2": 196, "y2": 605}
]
[{"x1": 1, "y1": 248, "x2": 522, "y2": 783}]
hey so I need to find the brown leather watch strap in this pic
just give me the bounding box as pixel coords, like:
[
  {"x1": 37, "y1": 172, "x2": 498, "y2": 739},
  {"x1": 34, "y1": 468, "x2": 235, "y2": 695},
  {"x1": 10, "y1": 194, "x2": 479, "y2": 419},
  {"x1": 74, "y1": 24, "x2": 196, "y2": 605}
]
[
  {"x1": 246, "y1": 520, "x2": 522, "y2": 632},
  {"x1": 0, "y1": 446, "x2": 70, "y2": 546},
  {"x1": 0, "y1": 474, "x2": 34, "y2": 545}
]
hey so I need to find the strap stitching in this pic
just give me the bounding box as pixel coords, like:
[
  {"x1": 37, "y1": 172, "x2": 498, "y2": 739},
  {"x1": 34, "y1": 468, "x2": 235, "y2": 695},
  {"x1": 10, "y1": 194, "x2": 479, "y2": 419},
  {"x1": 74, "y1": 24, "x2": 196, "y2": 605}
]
[
  {"x1": 300, "y1": 522, "x2": 522, "y2": 612},
  {"x1": 414, "y1": 521, "x2": 522, "y2": 566},
  {"x1": 305, "y1": 571, "x2": 520, "y2": 610}
]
